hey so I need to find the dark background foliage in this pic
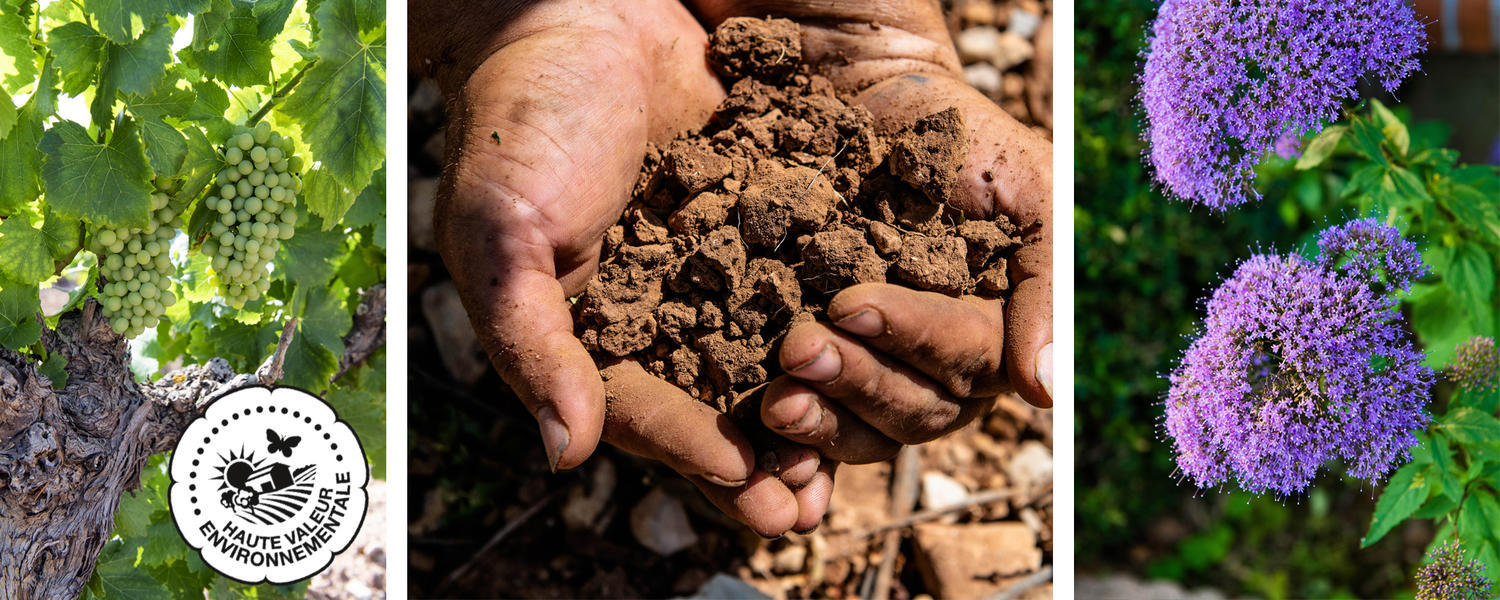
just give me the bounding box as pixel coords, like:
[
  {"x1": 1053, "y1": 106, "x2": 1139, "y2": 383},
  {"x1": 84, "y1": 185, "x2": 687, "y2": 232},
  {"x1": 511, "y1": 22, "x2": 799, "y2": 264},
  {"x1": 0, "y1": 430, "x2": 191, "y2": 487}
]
[{"x1": 1074, "y1": 0, "x2": 1498, "y2": 597}]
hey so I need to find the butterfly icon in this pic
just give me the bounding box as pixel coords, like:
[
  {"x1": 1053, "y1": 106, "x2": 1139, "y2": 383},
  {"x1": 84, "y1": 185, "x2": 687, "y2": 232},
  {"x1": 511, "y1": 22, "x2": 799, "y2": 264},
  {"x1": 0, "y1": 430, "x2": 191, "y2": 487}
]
[{"x1": 266, "y1": 429, "x2": 301, "y2": 457}]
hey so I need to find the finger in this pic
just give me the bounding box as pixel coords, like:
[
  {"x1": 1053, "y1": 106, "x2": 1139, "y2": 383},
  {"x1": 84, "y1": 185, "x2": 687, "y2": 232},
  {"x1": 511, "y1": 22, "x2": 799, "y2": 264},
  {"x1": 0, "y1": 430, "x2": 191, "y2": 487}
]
[
  {"x1": 791, "y1": 461, "x2": 837, "y2": 534},
  {"x1": 689, "y1": 471, "x2": 800, "y2": 538},
  {"x1": 599, "y1": 360, "x2": 755, "y2": 487},
  {"x1": 445, "y1": 244, "x2": 605, "y2": 472},
  {"x1": 779, "y1": 324, "x2": 992, "y2": 444},
  {"x1": 1005, "y1": 237, "x2": 1053, "y2": 408},
  {"x1": 826, "y1": 283, "x2": 1005, "y2": 399},
  {"x1": 761, "y1": 377, "x2": 901, "y2": 464},
  {"x1": 760, "y1": 437, "x2": 822, "y2": 489}
]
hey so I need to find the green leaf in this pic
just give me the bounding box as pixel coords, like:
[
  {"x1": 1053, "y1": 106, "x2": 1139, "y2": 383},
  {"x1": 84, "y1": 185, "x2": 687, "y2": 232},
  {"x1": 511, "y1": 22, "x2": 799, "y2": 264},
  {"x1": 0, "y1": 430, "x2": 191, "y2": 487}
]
[
  {"x1": 0, "y1": 89, "x2": 16, "y2": 140},
  {"x1": 84, "y1": 0, "x2": 205, "y2": 44},
  {"x1": 1424, "y1": 432, "x2": 1464, "y2": 503},
  {"x1": 1445, "y1": 407, "x2": 1500, "y2": 446},
  {"x1": 1369, "y1": 99, "x2": 1409, "y2": 157},
  {"x1": 273, "y1": 214, "x2": 342, "y2": 287},
  {"x1": 1388, "y1": 166, "x2": 1433, "y2": 204},
  {"x1": 1364, "y1": 461, "x2": 1429, "y2": 547},
  {"x1": 251, "y1": 0, "x2": 298, "y2": 40},
  {"x1": 0, "y1": 102, "x2": 44, "y2": 214},
  {"x1": 303, "y1": 166, "x2": 356, "y2": 226},
  {"x1": 327, "y1": 378, "x2": 384, "y2": 477},
  {"x1": 1448, "y1": 243, "x2": 1495, "y2": 316},
  {"x1": 280, "y1": 332, "x2": 338, "y2": 392},
  {"x1": 124, "y1": 81, "x2": 195, "y2": 176},
  {"x1": 47, "y1": 22, "x2": 106, "y2": 96},
  {"x1": 107, "y1": 22, "x2": 173, "y2": 96},
  {"x1": 39, "y1": 118, "x2": 154, "y2": 228},
  {"x1": 1459, "y1": 490, "x2": 1497, "y2": 547},
  {"x1": 184, "y1": 79, "x2": 229, "y2": 122},
  {"x1": 140, "y1": 518, "x2": 187, "y2": 565},
  {"x1": 37, "y1": 351, "x2": 67, "y2": 388},
  {"x1": 0, "y1": 279, "x2": 41, "y2": 350},
  {"x1": 0, "y1": 8, "x2": 37, "y2": 95},
  {"x1": 1411, "y1": 288, "x2": 1474, "y2": 368},
  {"x1": 1455, "y1": 385, "x2": 1500, "y2": 415},
  {"x1": 1350, "y1": 115, "x2": 1389, "y2": 167},
  {"x1": 280, "y1": 0, "x2": 385, "y2": 192},
  {"x1": 113, "y1": 488, "x2": 154, "y2": 539},
  {"x1": 92, "y1": 541, "x2": 172, "y2": 600},
  {"x1": 341, "y1": 166, "x2": 383, "y2": 229},
  {"x1": 0, "y1": 217, "x2": 54, "y2": 284},
  {"x1": 1295, "y1": 125, "x2": 1345, "y2": 170},
  {"x1": 299, "y1": 283, "x2": 350, "y2": 358},
  {"x1": 1342, "y1": 164, "x2": 1383, "y2": 199},
  {"x1": 40, "y1": 210, "x2": 83, "y2": 261},
  {"x1": 184, "y1": 0, "x2": 273, "y2": 87}
]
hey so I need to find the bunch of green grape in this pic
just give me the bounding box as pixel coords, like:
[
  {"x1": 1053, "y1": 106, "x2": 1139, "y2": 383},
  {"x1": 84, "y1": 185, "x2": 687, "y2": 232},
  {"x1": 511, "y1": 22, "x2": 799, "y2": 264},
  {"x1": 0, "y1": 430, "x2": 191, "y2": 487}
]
[
  {"x1": 92, "y1": 186, "x2": 181, "y2": 338},
  {"x1": 201, "y1": 121, "x2": 303, "y2": 307}
]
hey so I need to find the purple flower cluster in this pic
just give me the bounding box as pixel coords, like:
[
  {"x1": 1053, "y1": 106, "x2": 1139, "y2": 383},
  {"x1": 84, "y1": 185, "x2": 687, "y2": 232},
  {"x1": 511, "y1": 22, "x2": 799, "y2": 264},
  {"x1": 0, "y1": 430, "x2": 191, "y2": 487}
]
[
  {"x1": 1416, "y1": 540, "x2": 1494, "y2": 600},
  {"x1": 1164, "y1": 219, "x2": 1432, "y2": 496},
  {"x1": 1140, "y1": 0, "x2": 1426, "y2": 209},
  {"x1": 1451, "y1": 337, "x2": 1499, "y2": 392}
]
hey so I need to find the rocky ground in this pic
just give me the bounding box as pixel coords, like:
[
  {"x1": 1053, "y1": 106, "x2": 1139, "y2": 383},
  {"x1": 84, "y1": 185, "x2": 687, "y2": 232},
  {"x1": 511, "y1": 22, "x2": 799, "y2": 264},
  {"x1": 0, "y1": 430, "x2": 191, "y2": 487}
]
[
  {"x1": 407, "y1": 1, "x2": 1053, "y2": 597},
  {"x1": 308, "y1": 480, "x2": 388, "y2": 600}
]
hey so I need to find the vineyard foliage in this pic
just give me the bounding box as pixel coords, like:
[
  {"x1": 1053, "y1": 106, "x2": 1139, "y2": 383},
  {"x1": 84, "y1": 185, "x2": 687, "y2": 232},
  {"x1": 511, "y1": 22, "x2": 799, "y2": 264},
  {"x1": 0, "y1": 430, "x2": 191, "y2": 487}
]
[{"x1": 0, "y1": 0, "x2": 386, "y2": 596}]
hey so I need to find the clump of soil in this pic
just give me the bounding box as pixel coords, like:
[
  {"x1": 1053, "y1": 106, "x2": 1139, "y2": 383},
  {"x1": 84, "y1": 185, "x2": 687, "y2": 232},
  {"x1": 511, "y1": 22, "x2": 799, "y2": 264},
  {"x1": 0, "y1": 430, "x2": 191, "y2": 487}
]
[{"x1": 577, "y1": 17, "x2": 1026, "y2": 409}]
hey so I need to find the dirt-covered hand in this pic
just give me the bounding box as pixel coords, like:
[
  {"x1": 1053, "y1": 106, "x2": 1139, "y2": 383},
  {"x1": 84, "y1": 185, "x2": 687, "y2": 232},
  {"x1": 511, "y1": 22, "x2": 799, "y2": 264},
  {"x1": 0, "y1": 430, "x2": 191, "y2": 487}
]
[
  {"x1": 759, "y1": 285, "x2": 1005, "y2": 464},
  {"x1": 691, "y1": 0, "x2": 1054, "y2": 412},
  {"x1": 416, "y1": 0, "x2": 831, "y2": 536}
]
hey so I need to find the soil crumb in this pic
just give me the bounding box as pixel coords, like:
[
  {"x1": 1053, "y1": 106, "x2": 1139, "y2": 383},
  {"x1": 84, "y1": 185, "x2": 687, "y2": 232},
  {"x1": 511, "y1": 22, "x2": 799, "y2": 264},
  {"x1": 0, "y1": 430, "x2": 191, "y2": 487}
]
[{"x1": 577, "y1": 17, "x2": 1026, "y2": 407}]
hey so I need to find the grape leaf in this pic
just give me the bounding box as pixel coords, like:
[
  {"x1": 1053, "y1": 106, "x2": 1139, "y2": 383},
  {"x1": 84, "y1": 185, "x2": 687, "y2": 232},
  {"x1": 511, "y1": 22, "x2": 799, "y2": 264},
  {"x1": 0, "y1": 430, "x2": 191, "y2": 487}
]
[
  {"x1": 341, "y1": 166, "x2": 383, "y2": 229},
  {"x1": 113, "y1": 488, "x2": 154, "y2": 539},
  {"x1": 273, "y1": 214, "x2": 342, "y2": 287},
  {"x1": 38, "y1": 351, "x2": 67, "y2": 388},
  {"x1": 0, "y1": 89, "x2": 16, "y2": 140},
  {"x1": 47, "y1": 22, "x2": 106, "y2": 96},
  {"x1": 124, "y1": 82, "x2": 195, "y2": 176},
  {"x1": 327, "y1": 382, "x2": 384, "y2": 478},
  {"x1": 108, "y1": 22, "x2": 173, "y2": 96},
  {"x1": 40, "y1": 212, "x2": 83, "y2": 260},
  {"x1": 140, "y1": 518, "x2": 187, "y2": 565},
  {"x1": 303, "y1": 166, "x2": 355, "y2": 226},
  {"x1": 298, "y1": 283, "x2": 350, "y2": 358},
  {"x1": 84, "y1": 0, "x2": 206, "y2": 44},
  {"x1": 280, "y1": 0, "x2": 384, "y2": 192},
  {"x1": 0, "y1": 278, "x2": 41, "y2": 350},
  {"x1": 1445, "y1": 407, "x2": 1500, "y2": 445},
  {"x1": 0, "y1": 102, "x2": 43, "y2": 214},
  {"x1": 39, "y1": 118, "x2": 154, "y2": 228},
  {"x1": 0, "y1": 217, "x2": 53, "y2": 284},
  {"x1": 1363, "y1": 461, "x2": 1428, "y2": 547},
  {"x1": 0, "y1": 7, "x2": 36, "y2": 94},
  {"x1": 280, "y1": 332, "x2": 338, "y2": 392},
  {"x1": 91, "y1": 541, "x2": 172, "y2": 600},
  {"x1": 251, "y1": 0, "x2": 298, "y2": 41},
  {"x1": 185, "y1": 79, "x2": 229, "y2": 122},
  {"x1": 183, "y1": 0, "x2": 273, "y2": 87}
]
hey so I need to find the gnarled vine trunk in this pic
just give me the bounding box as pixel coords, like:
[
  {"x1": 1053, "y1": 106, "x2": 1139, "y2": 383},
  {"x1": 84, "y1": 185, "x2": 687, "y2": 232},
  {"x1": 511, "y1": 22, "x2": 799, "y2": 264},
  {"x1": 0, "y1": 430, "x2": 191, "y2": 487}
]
[{"x1": 0, "y1": 285, "x2": 385, "y2": 599}]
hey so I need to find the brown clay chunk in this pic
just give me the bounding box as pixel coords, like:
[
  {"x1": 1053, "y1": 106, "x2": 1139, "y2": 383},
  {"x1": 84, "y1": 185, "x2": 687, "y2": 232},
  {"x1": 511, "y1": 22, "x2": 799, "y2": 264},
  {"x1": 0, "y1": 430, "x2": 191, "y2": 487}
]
[
  {"x1": 957, "y1": 220, "x2": 1009, "y2": 268},
  {"x1": 802, "y1": 227, "x2": 888, "y2": 293},
  {"x1": 890, "y1": 107, "x2": 969, "y2": 205},
  {"x1": 668, "y1": 192, "x2": 736, "y2": 236},
  {"x1": 574, "y1": 17, "x2": 1022, "y2": 406},
  {"x1": 867, "y1": 221, "x2": 902, "y2": 256},
  {"x1": 737, "y1": 160, "x2": 837, "y2": 247},
  {"x1": 664, "y1": 139, "x2": 733, "y2": 194},
  {"x1": 894, "y1": 236, "x2": 970, "y2": 295},
  {"x1": 707, "y1": 17, "x2": 802, "y2": 82}
]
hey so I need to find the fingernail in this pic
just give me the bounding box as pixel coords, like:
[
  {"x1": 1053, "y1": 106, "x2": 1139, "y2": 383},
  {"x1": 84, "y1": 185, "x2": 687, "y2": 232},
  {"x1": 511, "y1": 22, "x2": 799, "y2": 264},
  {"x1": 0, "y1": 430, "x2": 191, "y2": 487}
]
[
  {"x1": 704, "y1": 474, "x2": 747, "y2": 487},
  {"x1": 779, "y1": 394, "x2": 824, "y2": 434},
  {"x1": 789, "y1": 343, "x2": 841, "y2": 382},
  {"x1": 1035, "y1": 342, "x2": 1053, "y2": 400},
  {"x1": 834, "y1": 308, "x2": 885, "y2": 337},
  {"x1": 536, "y1": 405, "x2": 569, "y2": 473}
]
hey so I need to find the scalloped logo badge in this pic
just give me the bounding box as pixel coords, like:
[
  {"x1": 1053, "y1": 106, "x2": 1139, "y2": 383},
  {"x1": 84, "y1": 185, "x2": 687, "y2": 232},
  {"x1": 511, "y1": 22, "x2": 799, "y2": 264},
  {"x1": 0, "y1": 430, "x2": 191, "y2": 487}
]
[{"x1": 169, "y1": 386, "x2": 368, "y2": 584}]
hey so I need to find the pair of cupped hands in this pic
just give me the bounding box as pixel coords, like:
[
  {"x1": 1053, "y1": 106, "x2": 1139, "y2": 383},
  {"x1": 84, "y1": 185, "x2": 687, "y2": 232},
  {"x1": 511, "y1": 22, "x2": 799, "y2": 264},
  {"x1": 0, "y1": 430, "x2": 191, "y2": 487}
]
[{"x1": 416, "y1": 0, "x2": 1053, "y2": 536}]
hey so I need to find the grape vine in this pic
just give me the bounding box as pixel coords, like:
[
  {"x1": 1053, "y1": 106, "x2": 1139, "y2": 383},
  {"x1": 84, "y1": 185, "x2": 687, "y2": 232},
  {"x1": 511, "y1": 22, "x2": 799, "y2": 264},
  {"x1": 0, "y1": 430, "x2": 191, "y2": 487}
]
[{"x1": 0, "y1": 0, "x2": 387, "y2": 597}]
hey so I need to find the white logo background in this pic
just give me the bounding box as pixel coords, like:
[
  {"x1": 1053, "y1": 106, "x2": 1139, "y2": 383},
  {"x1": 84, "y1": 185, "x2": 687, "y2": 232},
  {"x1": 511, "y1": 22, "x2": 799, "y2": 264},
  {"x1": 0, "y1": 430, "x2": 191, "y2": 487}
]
[{"x1": 170, "y1": 386, "x2": 369, "y2": 584}]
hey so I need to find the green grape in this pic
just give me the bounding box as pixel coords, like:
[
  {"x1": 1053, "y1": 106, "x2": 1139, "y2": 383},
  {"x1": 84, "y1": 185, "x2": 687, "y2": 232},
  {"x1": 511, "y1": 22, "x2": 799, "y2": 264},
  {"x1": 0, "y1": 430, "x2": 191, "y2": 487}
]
[
  {"x1": 237, "y1": 179, "x2": 253, "y2": 198},
  {"x1": 248, "y1": 170, "x2": 265, "y2": 186},
  {"x1": 254, "y1": 121, "x2": 271, "y2": 144},
  {"x1": 237, "y1": 160, "x2": 254, "y2": 175},
  {"x1": 237, "y1": 132, "x2": 255, "y2": 150},
  {"x1": 250, "y1": 146, "x2": 267, "y2": 163},
  {"x1": 267, "y1": 147, "x2": 284, "y2": 164},
  {"x1": 202, "y1": 121, "x2": 303, "y2": 307},
  {"x1": 254, "y1": 185, "x2": 269, "y2": 199},
  {"x1": 226, "y1": 146, "x2": 244, "y2": 164}
]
